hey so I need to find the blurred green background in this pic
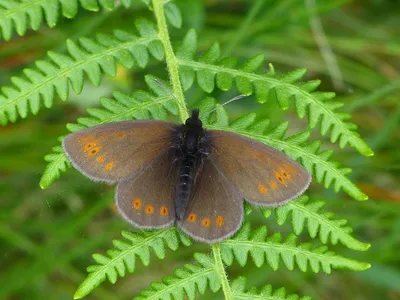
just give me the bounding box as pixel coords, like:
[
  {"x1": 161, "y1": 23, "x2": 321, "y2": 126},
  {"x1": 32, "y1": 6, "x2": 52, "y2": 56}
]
[{"x1": 0, "y1": 0, "x2": 399, "y2": 299}]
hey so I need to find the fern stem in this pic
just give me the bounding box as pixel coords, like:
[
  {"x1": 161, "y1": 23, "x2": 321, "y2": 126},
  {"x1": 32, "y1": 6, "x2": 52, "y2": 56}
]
[
  {"x1": 212, "y1": 244, "x2": 232, "y2": 299},
  {"x1": 152, "y1": 0, "x2": 189, "y2": 122}
]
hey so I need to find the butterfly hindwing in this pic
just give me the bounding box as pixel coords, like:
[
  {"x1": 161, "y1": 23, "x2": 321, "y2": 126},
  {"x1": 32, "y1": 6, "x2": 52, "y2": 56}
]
[
  {"x1": 116, "y1": 149, "x2": 179, "y2": 228},
  {"x1": 208, "y1": 130, "x2": 311, "y2": 206},
  {"x1": 63, "y1": 120, "x2": 176, "y2": 182},
  {"x1": 177, "y1": 158, "x2": 244, "y2": 243}
]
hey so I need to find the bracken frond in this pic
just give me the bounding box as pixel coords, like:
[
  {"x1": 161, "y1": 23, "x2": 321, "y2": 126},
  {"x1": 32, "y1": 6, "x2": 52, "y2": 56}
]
[
  {"x1": 220, "y1": 223, "x2": 370, "y2": 273},
  {"x1": 261, "y1": 196, "x2": 370, "y2": 251},
  {"x1": 0, "y1": 18, "x2": 163, "y2": 125},
  {"x1": 0, "y1": 0, "x2": 117, "y2": 41},
  {"x1": 0, "y1": 0, "x2": 181, "y2": 41},
  {"x1": 74, "y1": 228, "x2": 191, "y2": 300},
  {"x1": 176, "y1": 29, "x2": 373, "y2": 157},
  {"x1": 135, "y1": 253, "x2": 220, "y2": 300}
]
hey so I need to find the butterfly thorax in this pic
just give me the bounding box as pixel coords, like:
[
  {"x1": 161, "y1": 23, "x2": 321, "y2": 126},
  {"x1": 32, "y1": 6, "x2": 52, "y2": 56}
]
[{"x1": 174, "y1": 110, "x2": 210, "y2": 220}]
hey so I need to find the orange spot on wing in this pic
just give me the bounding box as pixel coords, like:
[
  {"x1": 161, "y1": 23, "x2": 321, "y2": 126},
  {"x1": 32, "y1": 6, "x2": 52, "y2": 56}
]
[
  {"x1": 216, "y1": 216, "x2": 224, "y2": 227},
  {"x1": 187, "y1": 213, "x2": 197, "y2": 223},
  {"x1": 258, "y1": 183, "x2": 268, "y2": 195},
  {"x1": 96, "y1": 155, "x2": 105, "y2": 163},
  {"x1": 201, "y1": 218, "x2": 211, "y2": 227},
  {"x1": 279, "y1": 166, "x2": 291, "y2": 180},
  {"x1": 145, "y1": 205, "x2": 154, "y2": 214},
  {"x1": 160, "y1": 206, "x2": 169, "y2": 216},
  {"x1": 275, "y1": 172, "x2": 285, "y2": 184},
  {"x1": 269, "y1": 181, "x2": 278, "y2": 189},
  {"x1": 105, "y1": 162, "x2": 114, "y2": 171},
  {"x1": 132, "y1": 198, "x2": 142, "y2": 210},
  {"x1": 87, "y1": 146, "x2": 102, "y2": 157},
  {"x1": 83, "y1": 142, "x2": 96, "y2": 151}
]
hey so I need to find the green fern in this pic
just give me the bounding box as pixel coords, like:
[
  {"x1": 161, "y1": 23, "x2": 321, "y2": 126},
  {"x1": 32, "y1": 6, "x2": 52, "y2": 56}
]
[
  {"x1": 0, "y1": 0, "x2": 373, "y2": 299},
  {"x1": 0, "y1": 0, "x2": 181, "y2": 41},
  {"x1": 135, "y1": 253, "x2": 219, "y2": 300},
  {"x1": 263, "y1": 196, "x2": 370, "y2": 251},
  {"x1": 74, "y1": 228, "x2": 192, "y2": 299},
  {"x1": 220, "y1": 223, "x2": 369, "y2": 272},
  {"x1": 0, "y1": 0, "x2": 117, "y2": 41},
  {"x1": 176, "y1": 29, "x2": 374, "y2": 157},
  {"x1": 0, "y1": 18, "x2": 163, "y2": 125},
  {"x1": 75, "y1": 223, "x2": 369, "y2": 298}
]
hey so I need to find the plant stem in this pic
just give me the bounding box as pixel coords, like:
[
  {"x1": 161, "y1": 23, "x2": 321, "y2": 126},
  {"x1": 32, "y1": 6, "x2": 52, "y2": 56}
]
[
  {"x1": 212, "y1": 244, "x2": 232, "y2": 299},
  {"x1": 152, "y1": 0, "x2": 189, "y2": 122}
]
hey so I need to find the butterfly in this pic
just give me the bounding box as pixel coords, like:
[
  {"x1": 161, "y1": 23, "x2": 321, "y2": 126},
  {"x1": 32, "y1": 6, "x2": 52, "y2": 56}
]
[{"x1": 63, "y1": 109, "x2": 311, "y2": 243}]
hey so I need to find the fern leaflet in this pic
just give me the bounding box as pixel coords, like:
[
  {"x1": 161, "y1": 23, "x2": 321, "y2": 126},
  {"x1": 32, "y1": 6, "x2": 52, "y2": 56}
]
[
  {"x1": 262, "y1": 196, "x2": 370, "y2": 251},
  {"x1": 135, "y1": 253, "x2": 220, "y2": 300},
  {"x1": 0, "y1": 19, "x2": 163, "y2": 125},
  {"x1": 220, "y1": 223, "x2": 370, "y2": 272},
  {"x1": 74, "y1": 228, "x2": 191, "y2": 299}
]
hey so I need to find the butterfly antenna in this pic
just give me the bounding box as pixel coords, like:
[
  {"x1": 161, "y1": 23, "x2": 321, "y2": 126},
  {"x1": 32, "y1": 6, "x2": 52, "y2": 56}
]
[
  {"x1": 153, "y1": 79, "x2": 187, "y2": 112},
  {"x1": 203, "y1": 94, "x2": 248, "y2": 117}
]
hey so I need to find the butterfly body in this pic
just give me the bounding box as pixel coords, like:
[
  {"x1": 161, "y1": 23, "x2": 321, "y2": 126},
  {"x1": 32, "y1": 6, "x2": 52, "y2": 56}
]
[
  {"x1": 173, "y1": 109, "x2": 210, "y2": 220},
  {"x1": 63, "y1": 109, "x2": 311, "y2": 243}
]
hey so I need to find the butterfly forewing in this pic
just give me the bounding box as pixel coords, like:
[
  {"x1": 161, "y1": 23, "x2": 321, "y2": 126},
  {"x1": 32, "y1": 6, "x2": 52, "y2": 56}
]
[
  {"x1": 63, "y1": 120, "x2": 176, "y2": 182},
  {"x1": 177, "y1": 159, "x2": 244, "y2": 243},
  {"x1": 116, "y1": 149, "x2": 178, "y2": 228},
  {"x1": 208, "y1": 130, "x2": 311, "y2": 206}
]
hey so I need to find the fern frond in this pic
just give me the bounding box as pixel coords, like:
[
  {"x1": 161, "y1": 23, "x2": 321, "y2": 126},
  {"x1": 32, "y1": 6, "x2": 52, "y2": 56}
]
[
  {"x1": 135, "y1": 253, "x2": 220, "y2": 300},
  {"x1": 231, "y1": 277, "x2": 311, "y2": 300},
  {"x1": 0, "y1": 0, "x2": 122, "y2": 41},
  {"x1": 176, "y1": 30, "x2": 373, "y2": 157},
  {"x1": 40, "y1": 141, "x2": 70, "y2": 189},
  {"x1": 206, "y1": 109, "x2": 368, "y2": 201},
  {"x1": 39, "y1": 75, "x2": 177, "y2": 189},
  {"x1": 262, "y1": 196, "x2": 370, "y2": 251},
  {"x1": 221, "y1": 223, "x2": 370, "y2": 273},
  {"x1": 0, "y1": 19, "x2": 163, "y2": 125},
  {"x1": 74, "y1": 228, "x2": 191, "y2": 300}
]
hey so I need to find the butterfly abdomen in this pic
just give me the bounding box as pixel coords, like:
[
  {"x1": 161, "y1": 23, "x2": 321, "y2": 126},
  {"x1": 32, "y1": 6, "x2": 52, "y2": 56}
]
[{"x1": 175, "y1": 153, "x2": 197, "y2": 220}]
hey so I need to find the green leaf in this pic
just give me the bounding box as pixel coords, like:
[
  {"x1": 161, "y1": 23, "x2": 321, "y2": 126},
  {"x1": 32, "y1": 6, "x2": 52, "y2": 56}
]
[
  {"x1": 263, "y1": 196, "x2": 370, "y2": 251},
  {"x1": 221, "y1": 223, "x2": 370, "y2": 273},
  {"x1": 0, "y1": 0, "x2": 119, "y2": 41},
  {"x1": 0, "y1": 19, "x2": 163, "y2": 125},
  {"x1": 39, "y1": 143, "x2": 69, "y2": 189},
  {"x1": 135, "y1": 253, "x2": 218, "y2": 300},
  {"x1": 74, "y1": 228, "x2": 191, "y2": 299},
  {"x1": 164, "y1": 1, "x2": 182, "y2": 28}
]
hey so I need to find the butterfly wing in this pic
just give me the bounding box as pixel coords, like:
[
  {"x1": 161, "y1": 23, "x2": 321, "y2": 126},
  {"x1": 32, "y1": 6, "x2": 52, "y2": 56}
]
[
  {"x1": 116, "y1": 149, "x2": 178, "y2": 228},
  {"x1": 207, "y1": 130, "x2": 311, "y2": 206},
  {"x1": 63, "y1": 120, "x2": 176, "y2": 183},
  {"x1": 177, "y1": 159, "x2": 244, "y2": 243}
]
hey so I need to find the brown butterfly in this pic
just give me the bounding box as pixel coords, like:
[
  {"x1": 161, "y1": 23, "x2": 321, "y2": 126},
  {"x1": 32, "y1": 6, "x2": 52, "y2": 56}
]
[{"x1": 63, "y1": 109, "x2": 311, "y2": 243}]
